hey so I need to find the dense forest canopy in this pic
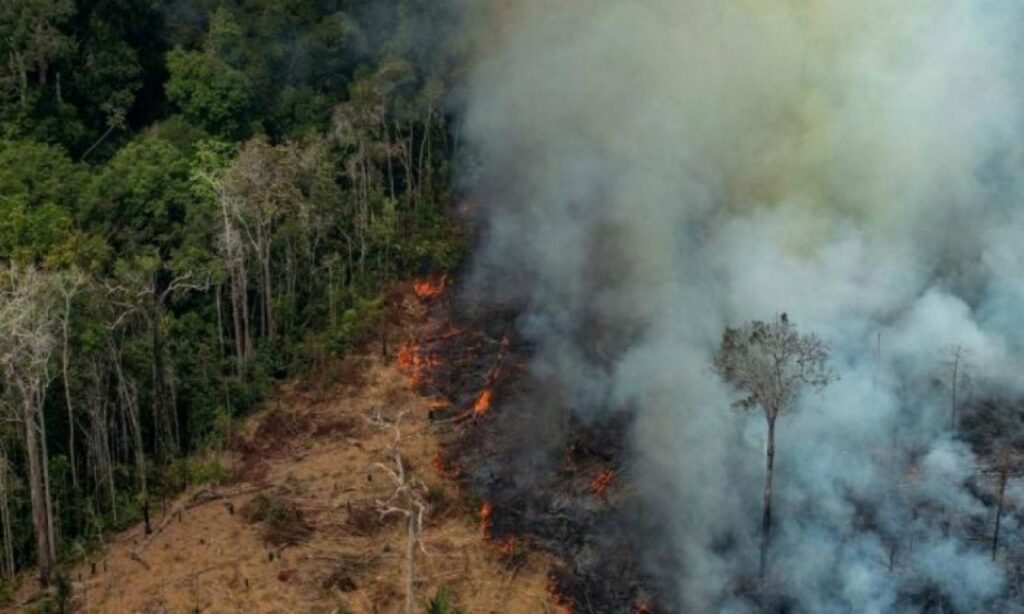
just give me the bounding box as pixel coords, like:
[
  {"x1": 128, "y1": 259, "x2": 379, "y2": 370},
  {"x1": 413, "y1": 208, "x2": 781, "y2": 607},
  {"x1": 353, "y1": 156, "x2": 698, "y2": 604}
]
[{"x1": 0, "y1": 0, "x2": 464, "y2": 587}]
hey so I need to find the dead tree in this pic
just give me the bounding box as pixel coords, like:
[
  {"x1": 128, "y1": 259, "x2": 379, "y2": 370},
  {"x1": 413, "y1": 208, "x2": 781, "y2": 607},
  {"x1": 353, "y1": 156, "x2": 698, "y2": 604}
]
[
  {"x1": 54, "y1": 267, "x2": 86, "y2": 492},
  {"x1": 988, "y1": 449, "x2": 1022, "y2": 562},
  {"x1": 367, "y1": 410, "x2": 428, "y2": 614},
  {"x1": 942, "y1": 345, "x2": 971, "y2": 433},
  {"x1": 713, "y1": 313, "x2": 835, "y2": 579},
  {"x1": 0, "y1": 266, "x2": 60, "y2": 584}
]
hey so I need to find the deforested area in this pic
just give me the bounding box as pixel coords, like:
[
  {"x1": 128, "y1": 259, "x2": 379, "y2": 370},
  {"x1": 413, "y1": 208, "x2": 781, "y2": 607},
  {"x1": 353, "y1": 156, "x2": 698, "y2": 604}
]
[{"x1": 3, "y1": 0, "x2": 1024, "y2": 613}]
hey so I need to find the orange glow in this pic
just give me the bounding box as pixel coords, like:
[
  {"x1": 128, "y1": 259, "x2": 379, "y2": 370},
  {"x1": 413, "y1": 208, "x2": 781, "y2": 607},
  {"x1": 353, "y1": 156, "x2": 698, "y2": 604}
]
[
  {"x1": 589, "y1": 468, "x2": 617, "y2": 498},
  {"x1": 635, "y1": 600, "x2": 654, "y2": 614},
  {"x1": 397, "y1": 342, "x2": 441, "y2": 392},
  {"x1": 426, "y1": 398, "x2": 450, "y2": 410},
  {"x1": 497, "y1": 536, "x2": 517, "y2": 556},
  {"x1": 413, "y1": 276, "x2": 446, "y2": 300},
  {"x1": 431, "y1": 453, "x2": 463, "y2": 479},
  {"x1": 480, "y1": 501, "x2": 493, "y2": 537},
  {"x1": 546, "y1": 573, "x2": 575, "y2": 613},
  {"x1": 473, "y1": 387, "x2": 493, "y2": 416},
  {"x1": 397, "y1": 344, "x2": 417, "y2": 370}
]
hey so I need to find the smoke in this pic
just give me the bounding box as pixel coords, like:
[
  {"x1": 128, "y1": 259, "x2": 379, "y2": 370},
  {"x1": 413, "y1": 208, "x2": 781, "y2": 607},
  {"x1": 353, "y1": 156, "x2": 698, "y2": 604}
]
[{"x1": 460, "y1": 0, "x2": 1024, "y2": 611}]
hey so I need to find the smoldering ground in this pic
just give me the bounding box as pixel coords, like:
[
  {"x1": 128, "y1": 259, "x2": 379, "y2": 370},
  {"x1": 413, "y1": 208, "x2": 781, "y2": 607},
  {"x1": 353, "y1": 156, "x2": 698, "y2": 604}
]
[{"x1": 458, "y1": 0, "x2": 1024, "y2": 611}]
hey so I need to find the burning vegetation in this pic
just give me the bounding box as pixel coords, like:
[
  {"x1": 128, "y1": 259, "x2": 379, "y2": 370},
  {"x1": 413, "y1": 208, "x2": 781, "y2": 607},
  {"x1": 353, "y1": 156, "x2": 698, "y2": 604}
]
[{"x1": 396, "y1": 276, "x2": 655, "y2": 612}]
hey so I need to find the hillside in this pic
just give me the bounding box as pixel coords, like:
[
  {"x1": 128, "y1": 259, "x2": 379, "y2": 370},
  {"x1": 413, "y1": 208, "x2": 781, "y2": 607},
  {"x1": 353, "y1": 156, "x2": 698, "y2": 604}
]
[{"x1": 34, "y1": 283, "x2": 557, "y2": 613}]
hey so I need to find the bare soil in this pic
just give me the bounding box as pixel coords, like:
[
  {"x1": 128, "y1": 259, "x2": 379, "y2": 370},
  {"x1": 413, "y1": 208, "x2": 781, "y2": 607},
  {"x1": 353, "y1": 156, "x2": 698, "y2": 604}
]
[{"x1": 54, "y1": 286, "x2": 561, "y2": 614}]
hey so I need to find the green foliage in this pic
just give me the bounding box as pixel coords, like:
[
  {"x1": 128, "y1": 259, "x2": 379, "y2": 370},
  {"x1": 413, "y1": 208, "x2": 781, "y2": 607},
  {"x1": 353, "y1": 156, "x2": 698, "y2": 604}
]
[
  {"x1": 166, "y1": 49, "x2": 255, "y2": 138},
  {"x1": 426, "y1": 586, "x2": 463, "y2": 614},
  {"x1": 162, "y1": 457, "x2": 229, "y2": 493},
  {"x1": 87, "y1": 136, "x2": 194, "y2": 255},
  {"x1": 0, "y1": 0, "x2": 466, "y2": 584}
]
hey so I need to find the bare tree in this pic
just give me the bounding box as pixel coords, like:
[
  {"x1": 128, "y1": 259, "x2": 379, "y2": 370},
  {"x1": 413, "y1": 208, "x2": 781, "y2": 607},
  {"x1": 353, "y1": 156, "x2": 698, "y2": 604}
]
[
  {"x1": 220, "y1": 137, "x2": 305, "y2": 340},
  {"x1": 942, "y1": 344, "x2": 971, "y2": 433},
  {"x1": 0, "y1": 265, "x2": 59, "y2": 584},
  {"x1": 987, "y1": 448, "x2": 1022, "y2": 562},
  {"x1": 367, "y1": 410, "x2": 428, "y2": 614},
  {"x1": 54, "y1": 267, "x2": 86, "y2": 492},
  {"x1": 713, "y1": 313, "x2": 836, "y2": 579}
]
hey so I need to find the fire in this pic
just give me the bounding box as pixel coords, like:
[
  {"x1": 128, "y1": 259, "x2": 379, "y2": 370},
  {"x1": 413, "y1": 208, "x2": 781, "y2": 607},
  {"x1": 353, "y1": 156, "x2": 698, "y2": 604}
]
[
  {"x1": 473, "y1": 387, "x2": 493, "y2": 416},
  {"x1": 589, "y1": 468, "x2": 617, "y2": 498},
  {"x1": 397, "y1": 342, "x2": 441, "y2": 391},
  {"x1": 546, "y1": 572, "x2": 575, "y2": 614},
  {"x1": 497, "y1": 536, "x2": 517, "y2": 557},
  {"x1": 480, "y1": 501, "x2": 493, "y2": 536},
  {"x1": 397, "y1": 344, "x2": 417, "y2": 370},
  {"x1": 635, "y1": 600, "x2": 654, "y2": 614},
  {"x1": 413, "y1": 276, "x2": 446, "y2": 300},
  {"x1": 431, "y1": 453, "x2": 463, "y2": 479}
]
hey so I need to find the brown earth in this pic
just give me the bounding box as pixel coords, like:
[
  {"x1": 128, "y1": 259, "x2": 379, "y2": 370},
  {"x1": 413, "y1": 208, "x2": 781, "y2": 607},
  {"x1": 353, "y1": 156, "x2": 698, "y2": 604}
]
[{"x1": 50, "y1": 286, "x2": 562, "y2": 614}]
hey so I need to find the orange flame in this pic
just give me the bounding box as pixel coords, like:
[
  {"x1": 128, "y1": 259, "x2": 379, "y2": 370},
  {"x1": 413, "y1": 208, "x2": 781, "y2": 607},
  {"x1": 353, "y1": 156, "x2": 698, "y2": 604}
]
[
  {"x1": 635, "y1": 600, "x2": 654, "y2": 614},
  {"x1": 397, "y1": 344, "x2": 417, "y2": 370},
  {"x1": 413, "y1": 276, "x2": 446, "y2": 300},
  {"x1": 546, "y1": 573, "x2": 575, "y2": 614},
  {"x1": 497, "y1": 536, "x2": 517, "y2": 557},
  {"x1": 480, "y1": 501, "x2": 493, "y2": 537},
  {"x1": 397, "y1": 342, "x2": 441, "y2": 392},
  {"x1": 473, "y1": 387, "x2": 493, "y2": 416},
  {"x1": 589, "y1": 468, "x2": 617, "y2": 498},
  {"x1": 431, "y1": 453, "x2": 463, "y2": 479}
]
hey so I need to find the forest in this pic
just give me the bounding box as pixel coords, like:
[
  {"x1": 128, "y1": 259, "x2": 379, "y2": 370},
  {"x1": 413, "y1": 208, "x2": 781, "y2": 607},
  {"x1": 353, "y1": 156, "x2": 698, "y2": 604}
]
[
  {"x1": 0, "y1": 0, "x2": 464, "y2": 590},
  {"x1": 5, "y1": 1, "x2": 1024, "y2": 612}
]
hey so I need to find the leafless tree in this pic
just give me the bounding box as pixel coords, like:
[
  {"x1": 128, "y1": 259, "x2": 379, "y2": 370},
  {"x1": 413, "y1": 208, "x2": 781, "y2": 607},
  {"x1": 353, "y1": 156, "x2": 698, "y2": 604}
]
[
  {"x1": 986, "y1": 448, "x2": 1023, "y2": 562},
  {"x1": 713, "y1": 313, "x2": 836, "y2": 579},
  {"x1": 54, "y1": 267, "x2": 86, "y2": 492},
  {"x1": 367, "y1": 410, "x2": 428, "y2": 614},
  {"x1": 221, "y1": 137, "x2": 305, "y2": 340},
  {"x1": 942, "y1": 344, "x2": 971, "y2": 433},
  {"x1": 0, "y1": 265, "x2": 59, "y2": 584}
]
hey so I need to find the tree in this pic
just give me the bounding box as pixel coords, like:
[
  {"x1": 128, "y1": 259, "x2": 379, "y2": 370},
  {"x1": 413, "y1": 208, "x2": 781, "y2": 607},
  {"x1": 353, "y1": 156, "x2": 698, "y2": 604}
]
[
  {"x1": 942, "y1": 344, "x2": 971, "y2": 433},
  {"x1": 368, "y1": 410, "x2": 428, "y2": 614},
  {"x1": 713, "y1": 314, "x2": 835, "y2": 579},
  {"x1": 0, "y1": 0, "x2": 74, "y2": 106},
  {"x1": 219, "y1": 137, "x2": 306, "y2": 340},
  {"x1": 165, "y1": 49, "x2": 254, "y2": 137},
  {"x1": 0, "y1": 265, "x2": 59, "y2": 584}
]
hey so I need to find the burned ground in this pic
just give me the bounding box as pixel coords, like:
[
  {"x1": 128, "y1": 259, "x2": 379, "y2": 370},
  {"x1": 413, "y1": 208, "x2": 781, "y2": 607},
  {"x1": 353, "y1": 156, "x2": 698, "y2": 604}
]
[{"x1": 405, "y1": 283, "x2": 662, "y2": 612}]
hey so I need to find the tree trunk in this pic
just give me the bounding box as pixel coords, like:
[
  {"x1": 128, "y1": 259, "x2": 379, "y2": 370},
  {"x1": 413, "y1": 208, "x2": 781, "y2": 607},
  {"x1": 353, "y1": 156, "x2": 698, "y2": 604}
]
[
  {"x1": 0, "y1": 446, "x2": 15, "y2": 579},
  {"x1": 61, "y1": 304, "x2": 77, "y2": 491},
  {"x1": 992, "y1": 469, "x2": 1008, "y2": 561},
  {"x1": 950, "y1": 348, "x2": 961, "y2": 432},
  {"x1": 404, "y1": 516, "x2": 416, "y2": 614},
  {"x1": 39, "y1": 393, "x2": 57, "y2": 564},
  {"x1": 760, "y1": 415, "x2": 776, "y2": 579},
  {"x1": 150, "y1": 307, "x2": 171, "y2": 459},
  {"x1": 112, "y1": 344, "x2": 149, "y2": 534},
  {"x1": 23, "y1": 398, "x2": 53, "y2": 585}
]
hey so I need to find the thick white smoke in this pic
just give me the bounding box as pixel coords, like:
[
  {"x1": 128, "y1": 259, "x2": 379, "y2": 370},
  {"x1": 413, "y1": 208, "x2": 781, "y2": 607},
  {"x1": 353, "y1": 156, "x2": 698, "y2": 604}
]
[{"x1": 461, "y1": 0, "x2": 1024, "y2": 610}]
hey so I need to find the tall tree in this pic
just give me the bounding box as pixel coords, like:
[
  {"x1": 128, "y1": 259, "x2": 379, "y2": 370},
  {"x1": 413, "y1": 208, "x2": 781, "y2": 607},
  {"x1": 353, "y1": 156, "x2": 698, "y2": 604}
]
[
  {"x1": 713, "y1": 314, "x2": 835, "y2": 579},
  {"x1": 0, "y1": 265, "x2": 59, "y2": 584}
]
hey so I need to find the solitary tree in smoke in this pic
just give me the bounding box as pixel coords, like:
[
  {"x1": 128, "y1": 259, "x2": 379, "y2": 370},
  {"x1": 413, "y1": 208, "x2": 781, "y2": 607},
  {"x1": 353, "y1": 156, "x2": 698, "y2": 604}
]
[{"x1": 713, "y1": 314, "x2": 835, "y2": 579}]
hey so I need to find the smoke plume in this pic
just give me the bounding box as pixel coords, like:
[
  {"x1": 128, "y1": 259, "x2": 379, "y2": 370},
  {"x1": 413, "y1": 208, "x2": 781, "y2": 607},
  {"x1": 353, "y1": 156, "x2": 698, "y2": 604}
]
[{"x1": 461, "y1": 0, "x2": 1024, "y2": 611}]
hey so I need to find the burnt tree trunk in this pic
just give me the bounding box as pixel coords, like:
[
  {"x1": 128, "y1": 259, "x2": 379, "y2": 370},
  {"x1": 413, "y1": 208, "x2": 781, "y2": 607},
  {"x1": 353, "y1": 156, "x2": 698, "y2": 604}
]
[
  {"x1": 992, "y1": 469, "x2": 1008, "y2": 561},
  {"x1": 761, "y1": 415, "x2": 776, "y2": 579}
]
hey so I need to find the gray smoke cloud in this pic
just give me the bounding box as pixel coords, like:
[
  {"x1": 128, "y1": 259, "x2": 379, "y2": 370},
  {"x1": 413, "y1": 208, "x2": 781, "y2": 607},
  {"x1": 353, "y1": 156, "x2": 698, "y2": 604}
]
[{"x1": 461, "y1": 0, "x2": 1024, "y2": 611}]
